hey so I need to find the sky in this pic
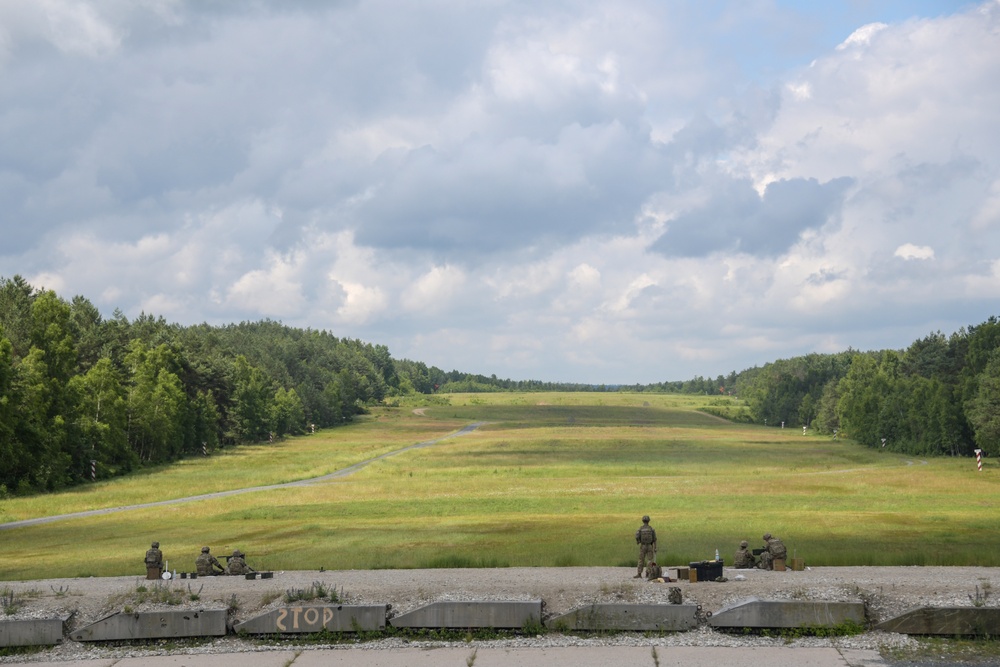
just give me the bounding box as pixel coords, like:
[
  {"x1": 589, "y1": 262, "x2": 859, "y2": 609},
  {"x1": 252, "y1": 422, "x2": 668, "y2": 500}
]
[{"x1": 1, "y1": 0, "x2": 997, "y2": 384}]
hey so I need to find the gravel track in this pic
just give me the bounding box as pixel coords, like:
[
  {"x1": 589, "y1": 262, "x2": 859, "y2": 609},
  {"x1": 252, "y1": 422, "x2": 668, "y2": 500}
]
[
  {"x1": 2, "y1": 566, "x2": 998, "y2": 663},
  {"x1": 0, "y1": 423, "x2": 484, "y2": 532}
]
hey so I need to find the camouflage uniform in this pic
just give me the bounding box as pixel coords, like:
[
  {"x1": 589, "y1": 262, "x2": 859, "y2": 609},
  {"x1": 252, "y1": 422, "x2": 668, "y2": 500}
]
[
  {"x1": 144, "y1": 542, "x2": 163, "y2": 571},
  {"x1": 758, "y1": 533, "x2": 787, "y2": 570},
  {"x1": 225, "y1": 550, "x2": 254, "y2": 575},
  {"x1": 733, "y1": 540, "x2": 756, "y2": 569},
  {"x1": 635, "y1": 516, "x2": 657, "y2": 578},
  {"x1": 645, "y1": 561, "x2": 663, "y2": 581},
  {"x1": 196, "y1": 547, "x2": 224, "y2": 576},
  {"x1": 768, "y1": 536, "x2": 787, "y2": 562}
]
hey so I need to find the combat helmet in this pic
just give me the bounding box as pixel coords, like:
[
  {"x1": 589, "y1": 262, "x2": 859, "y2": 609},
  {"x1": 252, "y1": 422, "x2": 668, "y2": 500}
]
[
  {"x1": 201, "y1": 546, "x2": 210, "y2": 553},
  {"x1": 642, "y1": 515, "x2": 650, "y2": 523},
  {"x1": 740, "y1": 540, "x2": 748, "y2": 547},
  {"x1": 151, "y1": 541, "x2": 159, "y2": 548},
  {"x1": 763, "y1": 533, "x2": 772, "y2": 540}
]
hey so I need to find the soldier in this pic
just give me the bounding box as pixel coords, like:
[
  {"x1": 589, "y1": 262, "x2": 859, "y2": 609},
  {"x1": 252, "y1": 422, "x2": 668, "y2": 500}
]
[
  {"x1": 645, "y1": 561, "x2": 663, "y2": 581},
  {"x1": 733, "y1": 540, "x2": 756, "y2": 569},
  {"x1": 767, "y1": 533, "x2": 787, "y2": 565},
  {"x1": 758, "y1": 533, "x2": 787, "y2": 570},
  {"x1": 144, "y1": 541, "x2": 164, "y2": 578},
  {"x1": 195, "y1": 546, "x2": 225, "y2": 576},
  {"x1": 225, "y1": 549, "x2": 255, "y2": 575},
  {"x1": 634, "y1": 515, "x2": 657, "y2": 579}
]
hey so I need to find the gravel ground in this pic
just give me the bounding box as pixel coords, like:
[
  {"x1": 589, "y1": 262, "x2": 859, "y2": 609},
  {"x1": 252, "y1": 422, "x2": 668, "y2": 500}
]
[{"x1": 2, "y1": 566, "x2": 998, "y2": 663}]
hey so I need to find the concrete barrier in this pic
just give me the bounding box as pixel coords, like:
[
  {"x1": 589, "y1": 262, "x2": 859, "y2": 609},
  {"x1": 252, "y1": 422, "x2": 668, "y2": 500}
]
[
  {"x1": 709, "y1": 598, "x2": 865, "y2": 630},
  {"x1": 70, "y1": 608, "x2": 228, "y2": 641},
  {"x1": 390, "y1": 601, "x2": 542, "y2": 629},
  {"x1": 0, "y1": 615, "x2": 70, "y2": 647},
  {"x1": 234, "y1": 605, "x2": 387, "y2": 633},
  {"x1": 547, "y1": 604, "x2": 699, "y2": 631},
  {"x1": 876, "y1": 606, "x2": 1000, "y2": 636}
]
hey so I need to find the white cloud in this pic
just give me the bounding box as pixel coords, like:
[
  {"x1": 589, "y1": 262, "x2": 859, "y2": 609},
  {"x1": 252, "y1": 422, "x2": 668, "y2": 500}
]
[
  {"x1": 836, "y1": 22, "x2": 889, "y2": 51},
  {"x1": 226, "y1": 253, "x2": 306, "y2": 318},
  {"x1": 335, "y1": 281, "x2": 387, "y2": 325},
  {"x1": 401, "y1": 265, "x2": 467, "y2": 314},
  {"x1": 39, "y1": 0, "x2": 122, "y2": 57},
  {"x1": 1, "y1": 1, "x2": 998, "y2": 383},
  {"x1": 568, "y1": 263, "x2": 601, "y2": 290},
  {"x1": 972, "y1": 179, "x2": 1000, "y2": 230},
  {"x1": 894, "y1": 244, "x2": 935, "y2": 261}
]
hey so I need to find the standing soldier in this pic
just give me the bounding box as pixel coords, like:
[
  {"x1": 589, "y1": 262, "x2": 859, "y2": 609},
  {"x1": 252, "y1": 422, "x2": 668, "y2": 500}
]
[
  {"x1": 634, "y1": 515, "x2": 657, "y2": 578},
  {"x1": 144, "y1": 541, "x2": 164, "y2": 579}
]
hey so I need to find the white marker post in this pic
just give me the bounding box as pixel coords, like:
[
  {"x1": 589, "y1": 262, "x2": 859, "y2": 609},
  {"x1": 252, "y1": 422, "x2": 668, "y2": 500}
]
[{"x1": 975, "y1": 449, "x2": 983, "y2": 472}]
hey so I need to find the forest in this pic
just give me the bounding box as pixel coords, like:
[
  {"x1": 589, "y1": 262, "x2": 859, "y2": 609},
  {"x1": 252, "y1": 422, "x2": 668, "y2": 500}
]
[
  {"x1": 728, "y1": 318, "x2": 1000, "y2": 458},
  {"x1": 0, "y1": 275, "x2": 415, "y2": 495},
  {"x1": 1, "y1": 274, "x2": 998, "y2": 496}
]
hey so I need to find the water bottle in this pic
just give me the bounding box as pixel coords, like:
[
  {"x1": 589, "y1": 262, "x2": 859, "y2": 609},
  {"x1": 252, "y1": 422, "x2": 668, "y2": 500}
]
[{"x1": 715, "y1": 548, "x2": 720, "y2": 561}]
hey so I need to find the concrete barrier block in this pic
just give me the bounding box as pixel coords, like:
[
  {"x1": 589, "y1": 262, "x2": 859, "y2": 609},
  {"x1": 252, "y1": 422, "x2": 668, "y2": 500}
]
[
  {"x1": 0, "y1": 615, "x2": 70, "y2": 647},
  {"x1": 234, "y1": 604, "x2": 387, "y2": 633},
  {"x1": 70, "y1": 608, "x2": 228, "y2": 641},
  {"x1": 709, "y1": 598, "x2": 865, "y2": 629},
  {"x1": 390, "y1": 601, "x2": 541, "y2": 629},
  {"x1": 547, "y1": 604, "x2": 699, "y2": 631},
  {"x1": 877, "y1": 607, "x2": 1000, "y2": 636}
]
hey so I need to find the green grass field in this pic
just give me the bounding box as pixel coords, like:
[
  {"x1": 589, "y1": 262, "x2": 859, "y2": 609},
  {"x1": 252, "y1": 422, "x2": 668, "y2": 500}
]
[{"x1": 1, "y1": 392, "x2": 997, "y2": 580}]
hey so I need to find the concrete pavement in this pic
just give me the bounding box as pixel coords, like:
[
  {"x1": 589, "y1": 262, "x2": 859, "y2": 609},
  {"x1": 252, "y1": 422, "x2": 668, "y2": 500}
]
[{"x1": 0, "y1": 646, "x2": 888, "y2": 666}]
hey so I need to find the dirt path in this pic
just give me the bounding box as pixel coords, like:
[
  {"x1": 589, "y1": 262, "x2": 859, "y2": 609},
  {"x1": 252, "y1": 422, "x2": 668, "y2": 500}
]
[{"x1": 0, "y1": 422, "x2": 484, "y2": 532}]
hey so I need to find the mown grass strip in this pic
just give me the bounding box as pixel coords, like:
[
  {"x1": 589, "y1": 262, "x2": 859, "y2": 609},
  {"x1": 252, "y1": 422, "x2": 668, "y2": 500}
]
[{"x1": 0, "y1": 393, "x2": 997, "y2": 579}]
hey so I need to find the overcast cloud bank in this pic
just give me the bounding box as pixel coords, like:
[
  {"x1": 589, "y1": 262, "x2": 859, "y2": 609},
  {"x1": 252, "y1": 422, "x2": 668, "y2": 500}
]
[{"x1": 1, "y1": 0, "x2": 998, "y2": 382}]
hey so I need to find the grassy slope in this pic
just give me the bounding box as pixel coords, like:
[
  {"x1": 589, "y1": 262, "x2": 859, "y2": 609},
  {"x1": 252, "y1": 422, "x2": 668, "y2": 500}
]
[{"x1": 0, "y1": 393, "x2": 997, "y2": 579}]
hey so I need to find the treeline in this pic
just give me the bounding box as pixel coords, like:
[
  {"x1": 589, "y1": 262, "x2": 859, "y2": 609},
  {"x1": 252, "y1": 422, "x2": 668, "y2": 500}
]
[
  {"x1": 0, "y1": 275, "x2": 620, "y2": 495},
  {"x1": 727, "y1": 319, "x2": 1000, "y2": 456},
  {"x1": 3, "y1": 272, "x2": 997, "y2": 495},
  {"x1": 391, "y1": 361, "x2": 607, "y2": 394},
  {"x1": 0, "y1": 275, "x2": 422, "y2": 495},
  {"x1": 611, "y1": 375, "x2": 739, "y2": 395}
]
